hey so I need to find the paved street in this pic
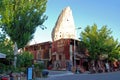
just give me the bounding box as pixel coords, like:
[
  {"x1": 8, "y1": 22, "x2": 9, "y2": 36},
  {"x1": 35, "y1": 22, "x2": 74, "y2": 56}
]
[{"x1": 37, "y1": 71, "x2": 120, "y2": 80}]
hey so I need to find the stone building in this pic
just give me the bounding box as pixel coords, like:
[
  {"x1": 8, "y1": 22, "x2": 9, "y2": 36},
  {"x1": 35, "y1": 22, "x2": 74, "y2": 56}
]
[
  {"x1": 50, "y1": 6, "x2": 88, "y2": 70},
  {"x1": 24, "y1": 41, "x2": 52, "y2": 68},
  {"x1": 24, "y1": 6, "x2": 88, "y2": 71},
  {"x1": 51, "y1": 38, "x2": 80, "y2": 70},
  {"x1": 51, "y1": 6, "x2": 76, "y2": 41}
]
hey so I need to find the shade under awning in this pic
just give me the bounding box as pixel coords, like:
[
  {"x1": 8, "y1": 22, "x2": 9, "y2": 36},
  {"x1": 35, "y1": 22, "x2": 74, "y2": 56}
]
[{"x1": 0, "y1": 53, "x2": 6, "y2": 58}]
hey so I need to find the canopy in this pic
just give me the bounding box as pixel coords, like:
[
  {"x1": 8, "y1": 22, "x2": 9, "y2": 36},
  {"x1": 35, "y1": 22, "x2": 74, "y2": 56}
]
[{"x1": 0, "y1": 53, "x2": 6, "y2": 58}]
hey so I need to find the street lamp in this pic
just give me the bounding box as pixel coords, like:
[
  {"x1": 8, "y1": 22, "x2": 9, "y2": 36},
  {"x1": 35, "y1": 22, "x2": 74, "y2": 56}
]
[
  {"x1": 73, "y1": 27, "x2": 81, "y2": 68},
  {"x1": 39, "y1": 25, "x2": 47, "y2": 30}
]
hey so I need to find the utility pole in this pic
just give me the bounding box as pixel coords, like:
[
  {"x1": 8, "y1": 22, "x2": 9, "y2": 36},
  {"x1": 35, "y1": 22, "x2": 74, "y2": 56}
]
[{"x1": 73, "y1": 27, "x2": 81, "y2": 72}]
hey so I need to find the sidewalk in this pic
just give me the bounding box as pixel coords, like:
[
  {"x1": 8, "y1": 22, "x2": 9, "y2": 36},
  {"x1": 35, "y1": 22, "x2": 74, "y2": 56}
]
[
  {"x1": 48, "y1": 70, "x2": 74, "y2": 77},
  {"x1": 35, "y1": 70, "x2": 74, "y2": 80}
]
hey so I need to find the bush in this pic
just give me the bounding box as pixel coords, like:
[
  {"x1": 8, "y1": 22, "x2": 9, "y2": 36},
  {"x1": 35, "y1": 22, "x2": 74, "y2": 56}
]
[{"x1": 34, "y1": 62, "x2": 45, "y2": 77}]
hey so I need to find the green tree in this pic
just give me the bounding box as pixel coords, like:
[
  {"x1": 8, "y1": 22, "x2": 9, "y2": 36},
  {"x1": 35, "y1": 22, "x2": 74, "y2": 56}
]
[
  {"x1": 0, "y1": 32, "x2": 14, "y2": 73},
  {"x1": 17, "y1": 51, "x2": 33, "y2": 72},
  {"x1": 108, "y1": 42, "x2": 120, "y2": 61},
  {"x1": 0, "y1": 32, "x2": 14, "y2": 60},
  {"x1": 0, "y1": 0, "x2": 48, "y2": 49},
  {"x1": 80, "y1": 24, "x2": 119, "y2": 61}
]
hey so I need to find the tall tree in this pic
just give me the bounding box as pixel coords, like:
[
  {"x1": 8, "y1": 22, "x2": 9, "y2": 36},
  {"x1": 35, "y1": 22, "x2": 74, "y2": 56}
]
[
  {"x1": 0, "y1": 32, "x2": 14, "y2": 67},
  {"x1": 17, "y1": 51, "x2": 33, "y2": 69},
  {"x1": 80, "y1": 24, "x2": 119, "y2": 60},
  {"x1": 0, "y1": 32, "x2": 13, "y2": 56},
  {"x1": 0, "y1": 0, "x2": 48, "y2": 49}
]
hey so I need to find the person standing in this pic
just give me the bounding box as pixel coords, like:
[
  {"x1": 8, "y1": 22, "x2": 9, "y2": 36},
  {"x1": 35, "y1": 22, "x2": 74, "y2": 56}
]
[
  {"x1": 105, "y1": 62, "x2": 110, "y2": 72},
  {"x1": 9, "y1": 71, "x2": 14, "y2": 80}
]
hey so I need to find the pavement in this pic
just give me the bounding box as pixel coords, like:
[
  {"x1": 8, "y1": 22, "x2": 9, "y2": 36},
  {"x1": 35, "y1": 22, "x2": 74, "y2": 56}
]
[
  {"x1": 35, "y1": 70, "x2": 74, "y2": 80},
  {"x1": 2, "y1": 70, "x2": 120, "y2": 80},
  {"x1": 48, "y1": 70, "x2": 74, "y2": 77},
  {"x1": 39, "y1": 70, "x2": 90, "y2": 78},
  {"x1": 0, "y1": 70, "x2": 74, "y2": 80},
  {"x1": 36, "y1": 71, "x2": 120, "y2": 80},
  {"x1": 35, "y1": 70, "x2": 91, "y2": 80}
]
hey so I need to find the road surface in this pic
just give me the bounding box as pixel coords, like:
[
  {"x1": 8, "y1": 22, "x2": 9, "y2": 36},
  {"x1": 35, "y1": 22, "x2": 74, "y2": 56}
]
[{"x1": 38, "y1": 71, "x2": 120, "y2": 80}]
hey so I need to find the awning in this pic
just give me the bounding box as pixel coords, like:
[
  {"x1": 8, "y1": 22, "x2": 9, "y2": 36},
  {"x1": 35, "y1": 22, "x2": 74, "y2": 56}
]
[{"x1": 0, "y1": 53, "x2": 6, "y2": 58}]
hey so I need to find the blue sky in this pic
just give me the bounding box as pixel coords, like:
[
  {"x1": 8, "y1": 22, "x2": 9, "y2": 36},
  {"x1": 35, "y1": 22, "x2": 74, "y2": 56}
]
[{"x1": 30, "y1": 0, "x2": 120, "y2": 44}]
